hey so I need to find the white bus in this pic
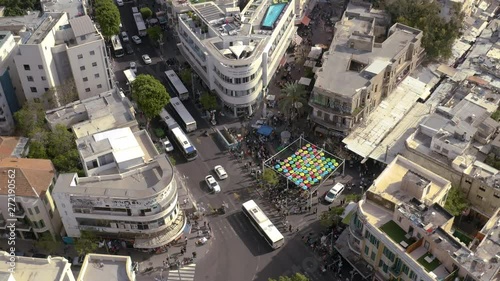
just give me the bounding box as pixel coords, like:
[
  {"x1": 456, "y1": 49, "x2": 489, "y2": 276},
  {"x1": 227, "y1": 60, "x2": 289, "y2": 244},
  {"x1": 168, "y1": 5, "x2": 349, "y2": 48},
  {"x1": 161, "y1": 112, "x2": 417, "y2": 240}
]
[
  {"x1": 111, "y1": 35, "x2": 124, "y2": 57},
  {"x1": 169, "y1": 97, "x2": 197, "y2": 132},
  {"x1": 165, "y1": 70, "x2": 189, "y2": 101},
  {"x1": 123, "y1": 69, "x2": 136, "y2": 85},
  {"x1": 242, "y1": 200, "x2": 285, "y2": 249},
  {"x1": 159, "y1": 108, "x2": 179, "y2": 130},
  {"x1": 171, "y1": 127, "x2": 198, "y2": 161},
  {"x1": 132, "y1": 8, "x2": 147, "y2": 36}
]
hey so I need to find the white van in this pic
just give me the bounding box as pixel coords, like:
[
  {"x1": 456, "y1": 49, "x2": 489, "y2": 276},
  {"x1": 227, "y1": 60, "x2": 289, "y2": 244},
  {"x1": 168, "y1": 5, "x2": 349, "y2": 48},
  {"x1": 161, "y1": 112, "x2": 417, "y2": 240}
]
[{"x1": 324, "y1": 183, "x2": 345, "y2": 203}]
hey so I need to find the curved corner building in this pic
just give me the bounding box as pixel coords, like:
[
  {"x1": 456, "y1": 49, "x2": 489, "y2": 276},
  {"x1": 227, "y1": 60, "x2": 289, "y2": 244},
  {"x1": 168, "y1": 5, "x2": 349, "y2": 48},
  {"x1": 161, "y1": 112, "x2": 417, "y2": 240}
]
[
  {"x1": 52, "y1": 127, "x2": 185, "y2": 249},
  {"x1": 177, "y1": 0, "x2": 296, "y2": 117}
]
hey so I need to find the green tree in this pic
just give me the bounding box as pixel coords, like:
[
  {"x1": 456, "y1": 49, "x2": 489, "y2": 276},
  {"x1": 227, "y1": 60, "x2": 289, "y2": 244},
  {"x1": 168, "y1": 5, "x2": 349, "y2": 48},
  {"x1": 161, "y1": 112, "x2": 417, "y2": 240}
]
[
  {"x1": 269, "y1": 273, "x2": 309, "y2": 281},
  {"x1": 179, "y1": 68, "x2": 193, "y2": 88},
  {"x1": 43, "y1": 79, "x2": 78, "y2": 109},
  {"x1": 52, "y1": 149, "x2": 81, "y2": 173},
  {"x1": 28, "y1": 141, "x2": 48, "y2": 159},
  {"x1": 0, "y1": 0, "x2": 39, "y2": 16},
  {"x1": 132, "y1": 74, "x2": 171, "y2": 127},
  {"x1": 345, "y1": 193, "x2": 361, "y2": 202},
  {"x1": 75, "y1": 231, "x2": 99, "y2": 256},
  {"x1": 386, "y1": 0, "x2": 463, "y2": 60},
  {"x1": 46, "y1": 125, "x2": 76, "y2": 158},
  {"x1": 14, "y1": 101, "x2": 46, "y2": 137},
  {"x1": 140, "y1": 7, "x2": 153, "y2": 19},
  {"x1": 94, "y1": 0, "x2": 121, "y2": 40},
  {"x1": 444, "y1": 186, "x2": 469, "y2": 217},
  {"x1": 34, "y1": 232, "x2": 59, "y2": 253},
  {"x1": 147, "y1": 26, "x2": 163, "y2": 44},
  {"x1": 262, "y1": 168, "x2": 279, "y2": 187},
  {"x1": 320, "y1": 206, "x2": 344, "y2": 228},
  {"x1": 279, "y1": 81, "x2": 308, "y2": 120},
  {"x1": 199, "y1": 93, "x2": 218, "y2": 111}
]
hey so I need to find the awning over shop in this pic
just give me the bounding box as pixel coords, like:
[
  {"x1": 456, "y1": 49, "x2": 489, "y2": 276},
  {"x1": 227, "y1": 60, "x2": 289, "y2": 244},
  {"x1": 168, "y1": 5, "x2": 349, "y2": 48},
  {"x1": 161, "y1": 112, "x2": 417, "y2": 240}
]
[
  {"x1": 301, "y1": 16, "x2": 311, "y2": 26},
  {"x1": 257, "y1": 125, "x2": 274, "y2": 136},
  {"x1": 298, "y1": 77, "x2": 312, "y2": 86}
]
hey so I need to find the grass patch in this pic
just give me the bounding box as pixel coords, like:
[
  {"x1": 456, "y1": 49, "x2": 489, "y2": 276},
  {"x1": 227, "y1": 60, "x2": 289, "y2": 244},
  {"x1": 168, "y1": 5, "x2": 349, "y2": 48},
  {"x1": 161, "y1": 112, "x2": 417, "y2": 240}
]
[
  {"x1": 453, "y1": 229, "x2": 473, "y2": 246},
  {"x1": 417, "y1": 253, "x2": 441, "y2": 272},
  {"x1": 341, "y1": 211, "x2": 354, "y2": 224},
  {"x1": 380, "y1": 220, "x2": 408, "y2": 244}
]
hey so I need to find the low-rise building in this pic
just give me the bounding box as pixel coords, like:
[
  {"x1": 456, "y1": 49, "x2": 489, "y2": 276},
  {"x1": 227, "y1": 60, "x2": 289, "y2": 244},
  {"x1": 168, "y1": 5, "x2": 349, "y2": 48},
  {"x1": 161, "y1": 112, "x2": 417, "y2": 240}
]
[
  {"x1": 309, "y1": 1, "x2": 424, "y2": 137},
  {"x1": 77, "y1": 253, "x2": 136, "y2": 281},
  {"x1": 2, "y1": 13, "x2": 112, "y2": 105},
  {"x1": 0, "y1": 155, "x2": 62, "y2": 240},
  {"x1": 177, "y1": 0, "x2": 296, "y2": 117},
  {"x1": 0, "y1": 31, "x2": 22, "y2": 135},
  {"x1": 0, "y1": 251, "x2": 75, "y2": 281},
  {"x1": 52, "y1": 127, "x2": 185, "y2": 249},
  {"x1": 45, "y1": 88, "x2": 138, "y2": 138},
  {"x1": 335, "y1": 155, "x2": 500, "y2": 281}
]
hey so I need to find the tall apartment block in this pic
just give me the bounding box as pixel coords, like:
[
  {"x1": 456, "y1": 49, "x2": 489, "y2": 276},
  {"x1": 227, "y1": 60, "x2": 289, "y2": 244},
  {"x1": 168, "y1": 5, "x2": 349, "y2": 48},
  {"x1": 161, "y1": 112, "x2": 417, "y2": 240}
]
[
  {"x1": 309, "y1": 1, "x2": 424, "y2": 137},
  {"x1": 177, "y1": 0, "x2": 296, "y2": 117},
  {"x1": 0, "y1": 31, "x2": 22, "y2": 135}
]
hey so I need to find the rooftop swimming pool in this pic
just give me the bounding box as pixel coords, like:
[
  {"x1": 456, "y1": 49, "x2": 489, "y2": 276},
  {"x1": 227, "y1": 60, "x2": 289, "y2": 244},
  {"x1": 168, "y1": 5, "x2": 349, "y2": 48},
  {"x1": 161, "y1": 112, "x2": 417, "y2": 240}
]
[{"x1": 261, "y1": 3, "x2": 286, "y2": 30}]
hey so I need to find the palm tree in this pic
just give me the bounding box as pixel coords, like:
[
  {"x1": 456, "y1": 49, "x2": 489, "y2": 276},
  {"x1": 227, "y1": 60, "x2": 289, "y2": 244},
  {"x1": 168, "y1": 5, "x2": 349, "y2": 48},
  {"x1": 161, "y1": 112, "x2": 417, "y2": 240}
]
[{"x1": 279, "y1": 81, "x2": 308, "y2": 121}]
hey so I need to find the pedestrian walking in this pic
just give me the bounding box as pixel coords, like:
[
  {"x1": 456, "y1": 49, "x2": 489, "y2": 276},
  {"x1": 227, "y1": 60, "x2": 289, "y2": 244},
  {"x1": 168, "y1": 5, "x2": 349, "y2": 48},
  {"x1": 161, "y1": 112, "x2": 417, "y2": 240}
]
[
  {"x1": 204, "y1": 221, "x2": 207, "y2": 227},
  {"x1": 289, "y1": 225, "x2": 292, "y2": 232}
]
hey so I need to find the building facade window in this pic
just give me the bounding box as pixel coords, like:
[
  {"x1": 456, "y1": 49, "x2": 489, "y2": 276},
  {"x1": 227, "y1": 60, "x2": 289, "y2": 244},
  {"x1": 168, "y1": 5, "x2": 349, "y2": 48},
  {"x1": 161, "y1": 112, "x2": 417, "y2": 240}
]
[
  {"x1": 80, "y1": 66, "x2": 86, "y2": 71},
  {"x1": 365, "y1": 231, "x2": 380, "y2": 248},
  {"x1": 24, "y1": 64, "x2": 30, "y2": 71},
  {"x1": 90, "y1": 50, "x2": 95, "y2": 55},
  {"x1": 92, "y1": 62, "x2": 97, "y2": 67},
  {"x1": 38, "y1": 65, "x2": 43, "y2": 70},
  {"x1": 97, "y1": 84, "x2": 102, "y2": 89},
  {"x1": 41, "y1": 76, "x2": 46, "y2": 81},
  {"x1": 477, "y1": 195, "x2": 483, "y2": 200},
  {"x1": 28, "y1": 208, "x2": 33, "y2": 215},
  {"x1": 77, "y1": 54, "x2": 83, "y2": 59},
  {"x1": 383, "y1": 246, "x2": 395, "y2": 262},
  {"x1": 95, "y1": 73, "x2": 100, "y2": 78},
  {"x1": 83, "y1": 77, "x2": 88, "y2": 82},
  {"x1": 34, "y1": 206, "x2": 40, "y2": 214},
  {"x1": 85, "y1": 88, "x2": 91, "y2": 92},
  {"x1": 27, "y1": 76, "x2": 33, "y2": 82},
  {"x1": 364, "y1": 245, "x2": 369, "y2": 255},
  {"x1": 30, "y1": 87, "x2": 37, "y2": 93}
]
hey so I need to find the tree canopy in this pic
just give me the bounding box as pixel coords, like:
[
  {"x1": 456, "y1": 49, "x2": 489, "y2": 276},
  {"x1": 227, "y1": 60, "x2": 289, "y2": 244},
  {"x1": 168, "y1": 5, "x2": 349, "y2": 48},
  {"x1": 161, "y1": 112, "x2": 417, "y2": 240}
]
[
  {"x1": 269, "y1": 273, "x2": 309, "y2": 281},
  {"x1": 0, "y1": 0, "x2": 39, "y2": 16},
  {"x1": 262, "y1": 168, "x2": 279, "y2": 187},
  {"x1": 147, "y1": 26, "x2": 163, "y2": 44},
  {"x1": 279, "y1": 82, "x2": 308, "y2": 120},
  {"x1": 140, "y1": 7, "x2": 153, "y2": 19},
  {"x1": 444, "y1": 186, "x2": 469, "y2": 217},
  {"x1": 34, "y1": 232, "x2": 59, "y2": 253},
  {"x1": 131, "y1": 74, "x2": 171, "y2": 125},
  {"x1": 320, "y1": 206, "x2": 344, "y2": 228},
  {"x1": 43, "y1": 79, "x2": 78, "y2": 109},
  {"x1": 179, "y1": 68, "x2": 193, "y2": 88},
  {"x1": 385, "y1": 0, "x2": 463, "y2": 60},
  {"x1": 199, "y1": 93, "x2": 218, "y2": 111},
  {"x1": 14, "y1": 101, "x2": 46, "y2": 137},
  {"x1": 75, "y1": 231, "x2": 99, "y2": 256},
  {"x1": 94, "y1": 0, "x2": 121, "y2": 40}
]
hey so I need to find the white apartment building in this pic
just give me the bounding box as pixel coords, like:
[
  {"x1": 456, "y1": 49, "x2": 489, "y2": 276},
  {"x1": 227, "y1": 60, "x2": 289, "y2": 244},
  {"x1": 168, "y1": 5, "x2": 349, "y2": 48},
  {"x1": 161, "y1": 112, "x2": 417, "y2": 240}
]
[
  {"x1": 0, "y1": 251, "x2": 75, "y2": 281},
  {"x1": 0, "y1": 151, "x2": 63, "y2": 240},
  {"x1": 336, "y1": 155, "x2": 500, "y2": 281},
  {"x1": 13, "y1": 13, "x2": 112, "y2": 105},
  {"x1": 52, "y1": 127, "x2": 185, "y2": 249},
  {"x1": 77, "y1": 254, "x2": 136, "y2": 281},
  {"x1": 177, "y1": 0, "x2": 296, "y2": 117},
  {"x1": 0, "y1": 31, "x2": 22, "y2": 135}
]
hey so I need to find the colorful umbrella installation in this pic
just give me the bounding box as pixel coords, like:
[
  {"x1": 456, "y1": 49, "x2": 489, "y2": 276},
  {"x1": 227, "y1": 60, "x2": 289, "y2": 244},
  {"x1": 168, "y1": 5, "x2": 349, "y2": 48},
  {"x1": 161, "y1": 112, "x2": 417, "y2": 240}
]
[{"x1": 273, "y1": 145, "x2": 339, "y2": 189}]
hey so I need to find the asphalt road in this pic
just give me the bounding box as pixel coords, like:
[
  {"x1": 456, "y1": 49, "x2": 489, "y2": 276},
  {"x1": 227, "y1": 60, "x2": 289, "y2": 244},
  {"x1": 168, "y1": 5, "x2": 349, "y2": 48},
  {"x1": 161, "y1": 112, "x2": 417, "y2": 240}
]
[{"x1": 112, "y1": 4, "x2": 364, "y2": 281}]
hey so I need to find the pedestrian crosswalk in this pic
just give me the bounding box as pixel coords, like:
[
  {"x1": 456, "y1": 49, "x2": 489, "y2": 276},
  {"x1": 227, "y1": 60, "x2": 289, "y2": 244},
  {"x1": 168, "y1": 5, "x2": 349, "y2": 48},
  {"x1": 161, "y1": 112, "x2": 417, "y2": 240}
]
[{"x1": 166, "y1": 263, "x2": 196, "y2": 281}]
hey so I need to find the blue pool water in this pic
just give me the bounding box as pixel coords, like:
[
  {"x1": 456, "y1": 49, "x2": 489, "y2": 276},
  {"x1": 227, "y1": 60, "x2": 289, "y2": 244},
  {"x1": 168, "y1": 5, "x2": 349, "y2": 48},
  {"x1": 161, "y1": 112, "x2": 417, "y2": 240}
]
[{"x1": 261, "y1": 3, "x2": 286, "y2": 29}]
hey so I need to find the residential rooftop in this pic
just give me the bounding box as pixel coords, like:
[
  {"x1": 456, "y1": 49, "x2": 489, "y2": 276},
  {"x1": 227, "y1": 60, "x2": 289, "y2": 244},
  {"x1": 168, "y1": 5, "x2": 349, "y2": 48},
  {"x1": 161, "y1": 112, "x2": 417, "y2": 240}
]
[
  {"x1": 0, "y1": 251, "x2": 72, "y2": 281},
  {"x1": 41, "y1": 0, "x2": 87, "y2": 20},
  {"x1": 77, "y1": 254, "x2": 135, "y2": 281},
  {"x1": 0, "y1": 136, "x2": 29, "y2": 158},
  {"x1": 45, "y1": 89, "x2": 137, "y2": 139},
  {"x1": 24, "y1": 12, "x2": 65, "y2": 45},
  {"x1": 314, "y1": 2, "x2": 422, "y2": 97},
  {"x1": 0, "y1": 158, "x2": 55, "y2": 197}
]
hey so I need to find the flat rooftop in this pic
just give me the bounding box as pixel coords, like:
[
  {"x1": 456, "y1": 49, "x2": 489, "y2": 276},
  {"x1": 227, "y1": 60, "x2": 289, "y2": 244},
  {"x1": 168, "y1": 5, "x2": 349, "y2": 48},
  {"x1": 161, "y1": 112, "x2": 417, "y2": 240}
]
[
  {"x1": 41, "y1": 0, "x2": 86, "y2": 19},
  {"x1": 45, "y1": 89, "x2": 137, "y2": 139},
  {"x1": 0, "y1": 252, "x2": 72, "y2": 281},
  {"x1": 315, "y1": 4, "x2": 422, "y2": 98},
  {"x1": 77, "y1": 254, "x2": 134, "y2": 281},
  {"x1": 25, "y1": 13, "x2": 65, "y2": 44}
]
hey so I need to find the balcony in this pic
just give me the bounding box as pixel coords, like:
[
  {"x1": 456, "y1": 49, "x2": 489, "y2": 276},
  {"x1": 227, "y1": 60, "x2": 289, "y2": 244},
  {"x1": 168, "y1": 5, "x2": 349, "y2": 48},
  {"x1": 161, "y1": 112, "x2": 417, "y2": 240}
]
[
  {"x1": 379, "y1": 220, "x2": 415, "y2": 248},
  {"x1": 389, "y1": 265, "x2": 402, "y2": 277},
  {"x1": 15, "y1": 221, "x2": 31, "y2": 231}
]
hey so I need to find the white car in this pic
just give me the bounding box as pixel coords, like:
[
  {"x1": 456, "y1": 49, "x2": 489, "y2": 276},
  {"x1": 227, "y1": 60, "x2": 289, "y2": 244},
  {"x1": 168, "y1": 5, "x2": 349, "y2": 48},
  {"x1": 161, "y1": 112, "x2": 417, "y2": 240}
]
[
  {"x1": 163, "y1": 138, "x2": 174, "y2": 152},
  {"x1": 142, "y1": 54, "x2": 152, "y2": 65},
  {"x1": 121, "y1": 31, "x2": 129, "y2": 42},
  {"x1": 205, "y1": 175, "x2": 221, "y2": 193},
  {"x1": 324, "y1": 183, "x2": 345, "y2": 203},
  {"x1": 214, "y1": 165, "x2": 228, "y2": 180},
  {"x1": 131, "y1": 35, "x2": 142, "y2": 44},
  {"x1": 129, "y1": 61, "x2": 137, "y2": 73},
  {"x1": 116, "y1": 0, "x2": 124, "y2": 6}
]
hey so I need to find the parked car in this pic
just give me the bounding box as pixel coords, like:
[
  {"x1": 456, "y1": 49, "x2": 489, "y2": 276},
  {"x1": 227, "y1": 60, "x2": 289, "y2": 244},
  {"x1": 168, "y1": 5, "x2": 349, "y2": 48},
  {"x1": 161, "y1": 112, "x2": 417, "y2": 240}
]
[
  {"x1": 324, "y1": 183, "x2": 345, "y2": 203},
  {"x1": 129, "y1": 61, "x2": 137, "y2": 73},
  {"x1": 163, "y1": 137, "x2": 174, "y2": 152},
  {"x1": 142, "y1": 54, "x2": 152, "y2": 65},
  {"x1": 205, "y1": 175, "x2": 221, "y2": 193},
  {"x1": 125, "y1": 44, "x2": 134, "y2": 55},
  {"x1": 116, "y1": 0, "x2": 124, "y2": 6},
  {"x1": 72, "y1": 255, "x2": 85, "y2": 267},
  {"x1": 214, "y1": 165, "x2": 228, "y2": 180},
  {"x1": 121, "y1": 31, "x2": 129, "y2": 42},
  {"x1": 131, "y1": 35, "x2": 142, "y2": 44}
]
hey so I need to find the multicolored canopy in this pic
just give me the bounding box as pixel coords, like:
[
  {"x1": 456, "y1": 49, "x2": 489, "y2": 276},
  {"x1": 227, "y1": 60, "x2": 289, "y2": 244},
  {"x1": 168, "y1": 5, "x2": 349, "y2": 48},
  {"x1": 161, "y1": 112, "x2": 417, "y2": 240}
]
[{"x1": 273, "y1": 144, "x2": 339, "y2": 190}]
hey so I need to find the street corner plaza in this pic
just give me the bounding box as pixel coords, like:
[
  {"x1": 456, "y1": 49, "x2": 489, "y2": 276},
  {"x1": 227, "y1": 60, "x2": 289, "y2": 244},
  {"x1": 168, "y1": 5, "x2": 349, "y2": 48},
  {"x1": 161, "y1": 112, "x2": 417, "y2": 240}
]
[{"x1": 267, "y1": 138, "x2": 342, "y2": 190}]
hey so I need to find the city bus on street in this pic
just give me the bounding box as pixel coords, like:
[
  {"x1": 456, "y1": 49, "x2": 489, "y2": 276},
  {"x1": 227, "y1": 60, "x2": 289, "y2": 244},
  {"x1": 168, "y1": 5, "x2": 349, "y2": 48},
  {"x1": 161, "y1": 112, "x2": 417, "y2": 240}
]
[
  {"x1": 159, "y1": 108, "x2": 179, "y2": 131},
  {"x1": 165, "y1": 70, "x2": 189, "y2": 101},
  {"x1": 111, "y1": 35, "x2": 124, "y2": 57},
  {"x1": 169, "y1": 97, "x2": 197, "y2": 132},
  {"x1": 242, "y1": 200, "x2": 284, "y2": 249},
  {"x1": 123, "y1": 69, "x2": 136, "y2": 86},
  {"x1": 170, "y1": 126, "x2": 198, "y2": 161},
  {"x1": 132, "y1": 7, "x2": 147, "y2": 36}
]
